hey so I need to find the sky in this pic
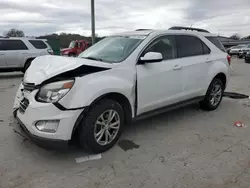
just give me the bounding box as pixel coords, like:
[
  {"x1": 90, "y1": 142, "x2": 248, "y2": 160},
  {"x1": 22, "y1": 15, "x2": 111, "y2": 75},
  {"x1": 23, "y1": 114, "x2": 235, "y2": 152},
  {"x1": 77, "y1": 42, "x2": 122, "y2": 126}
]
[{"x1": 0, "y1": 0, "x2": 250, "y2": 37}]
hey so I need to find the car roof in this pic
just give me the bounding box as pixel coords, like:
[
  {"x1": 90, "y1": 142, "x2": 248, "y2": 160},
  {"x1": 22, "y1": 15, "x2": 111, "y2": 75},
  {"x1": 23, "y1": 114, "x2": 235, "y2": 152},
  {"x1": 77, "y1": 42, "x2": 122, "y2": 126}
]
[
  {"x1": 0, "y1": 37, "x2": 47, "y2": 41},
  {"x1": 112, "y1": 29, "x2": 217, "y2": 37}
]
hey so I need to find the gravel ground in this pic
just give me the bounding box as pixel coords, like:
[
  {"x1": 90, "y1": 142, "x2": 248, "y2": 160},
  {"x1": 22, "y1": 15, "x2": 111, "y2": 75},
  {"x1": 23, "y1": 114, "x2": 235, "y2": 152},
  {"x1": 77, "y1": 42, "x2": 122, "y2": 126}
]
[{"x1": 1, "y1": 58, "x2": 250, "y2": 188}]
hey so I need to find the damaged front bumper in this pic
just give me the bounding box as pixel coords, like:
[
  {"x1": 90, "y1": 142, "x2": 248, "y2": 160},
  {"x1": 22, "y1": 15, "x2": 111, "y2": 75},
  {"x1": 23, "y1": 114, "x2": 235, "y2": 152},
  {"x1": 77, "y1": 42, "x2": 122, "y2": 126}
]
[
  {"x1": 14, "y1": 117, "x2": 68, "y2": 149},
  {"x1": 13, "y1": 83, "x2": 83, "y2": 149}
]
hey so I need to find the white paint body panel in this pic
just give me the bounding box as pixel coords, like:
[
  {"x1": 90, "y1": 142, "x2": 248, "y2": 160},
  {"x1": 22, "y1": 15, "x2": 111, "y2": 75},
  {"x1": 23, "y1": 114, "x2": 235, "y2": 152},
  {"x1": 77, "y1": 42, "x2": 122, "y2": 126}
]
[
  {"x1": 0, "y1": 38, "x2": 52, "y2": 69},
  {"x1": 14, "y1": 30, "x2": 230, "y2": 141}
]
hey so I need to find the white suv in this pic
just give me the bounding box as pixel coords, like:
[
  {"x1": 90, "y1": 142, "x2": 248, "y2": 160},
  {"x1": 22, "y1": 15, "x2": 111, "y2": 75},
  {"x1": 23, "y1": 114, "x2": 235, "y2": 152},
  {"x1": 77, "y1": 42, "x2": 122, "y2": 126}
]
[
  {"x1": 13, "y1": 27, "x2": 231, "y2": 153},
  {"x1": 0, "y1": 38, "x2": 53, "y2": 72}
]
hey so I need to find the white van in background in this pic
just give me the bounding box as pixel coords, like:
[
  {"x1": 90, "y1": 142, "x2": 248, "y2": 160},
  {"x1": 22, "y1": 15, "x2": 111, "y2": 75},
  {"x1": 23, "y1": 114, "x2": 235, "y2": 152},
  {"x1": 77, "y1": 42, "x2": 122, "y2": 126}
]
[{"x1": 0, "y1": 38, "x2": 53, "y2": 72}]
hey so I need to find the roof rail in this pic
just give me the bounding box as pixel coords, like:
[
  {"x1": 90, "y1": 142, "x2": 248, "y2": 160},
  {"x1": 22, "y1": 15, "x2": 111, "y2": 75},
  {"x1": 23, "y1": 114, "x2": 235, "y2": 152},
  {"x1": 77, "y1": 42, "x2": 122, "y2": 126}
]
[
  {"x1": 169, "y1": 26, "x2": 210, "y2": 33},
  {"x1": 135, "y1": 29, "x2": 152, "y2": 31}
]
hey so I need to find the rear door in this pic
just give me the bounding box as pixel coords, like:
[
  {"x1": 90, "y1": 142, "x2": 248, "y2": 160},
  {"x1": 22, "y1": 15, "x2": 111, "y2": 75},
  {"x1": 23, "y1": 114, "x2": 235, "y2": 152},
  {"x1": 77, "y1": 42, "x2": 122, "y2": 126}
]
[
  {"x1": 4, "y1": 39, "x2": 29, "y2": 67},
  {"x1": 175, "y1": 35, "x2": 211, "y2": 100},
  {"x1": 0, "y1": 40, "x2": 6, "y2": 67}
]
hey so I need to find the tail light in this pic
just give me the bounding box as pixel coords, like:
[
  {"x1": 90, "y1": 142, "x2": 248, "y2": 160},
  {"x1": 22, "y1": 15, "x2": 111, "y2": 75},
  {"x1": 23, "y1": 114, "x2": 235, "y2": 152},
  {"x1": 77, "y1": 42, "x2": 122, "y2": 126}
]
[
  {"x1": 227, "y1": 55, "x2": 231, "y2": 65},
  {"x1": 47, "y1": 49, "x2": 54, "y2": 55}
]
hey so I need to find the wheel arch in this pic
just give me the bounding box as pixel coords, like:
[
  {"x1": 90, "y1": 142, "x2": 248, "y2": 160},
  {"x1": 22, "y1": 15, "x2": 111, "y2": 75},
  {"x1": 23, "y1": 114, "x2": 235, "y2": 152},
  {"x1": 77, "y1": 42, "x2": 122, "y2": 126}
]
[
  {"x1": 213, "y1": 72, "x2": 227, "y2": 89},
  {"x1": 71, "y1": 92, "x2": 133, "y2": 139}
]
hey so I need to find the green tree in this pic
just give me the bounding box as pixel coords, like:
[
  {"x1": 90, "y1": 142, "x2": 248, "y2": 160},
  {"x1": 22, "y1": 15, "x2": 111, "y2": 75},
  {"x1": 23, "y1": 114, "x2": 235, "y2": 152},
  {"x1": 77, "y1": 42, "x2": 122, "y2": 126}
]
[
  {"x1": 4, "y1": 29, "x2": 25, "y2": 37},
  {"x1": 229, "y1": 34, "x2": 241, "y2": 40}
]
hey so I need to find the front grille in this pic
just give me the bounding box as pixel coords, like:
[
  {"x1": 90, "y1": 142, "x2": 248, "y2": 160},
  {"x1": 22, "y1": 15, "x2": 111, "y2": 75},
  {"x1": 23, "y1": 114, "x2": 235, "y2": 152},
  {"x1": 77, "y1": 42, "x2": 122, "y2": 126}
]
[
  {"x1": 19, "y1": 98, "x2": 29, "y2": 114},
  {"x1": 23, "y1": 82, "x2": 36, "y2": 92}
]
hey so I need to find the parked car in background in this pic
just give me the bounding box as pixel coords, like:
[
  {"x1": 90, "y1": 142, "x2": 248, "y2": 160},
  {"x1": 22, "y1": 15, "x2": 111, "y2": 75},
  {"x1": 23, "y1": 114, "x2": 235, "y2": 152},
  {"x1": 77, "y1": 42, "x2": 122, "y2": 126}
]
[
  {"x1": 60, "y1": 40, "x2": 90, "y2": 57},
  {"x1": 229, "y1": 45, "x2": 246, "y2": 56},
  {"x1": 238, "y1": 44, "x2": 250, "y2": 58},
  {"x1": 245, "y1": 52, "x2": 250, "y2": 63},
  {"x1": 0, "y1": 38, "x2": 53, "y2": 72},
  {"x1": 13, "y1": 27, "x2": 230, "y2": 153},
  {"x1": 226, "y1": 46, "x2": 236, "y2": 54}
]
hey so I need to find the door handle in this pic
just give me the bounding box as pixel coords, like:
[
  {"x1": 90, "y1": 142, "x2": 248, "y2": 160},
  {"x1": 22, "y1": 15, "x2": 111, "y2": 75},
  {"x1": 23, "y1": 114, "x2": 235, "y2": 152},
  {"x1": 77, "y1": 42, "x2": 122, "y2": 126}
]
[
  {"x1": 206, "y1": 60, "x2": 213, "y2": 64},
  {"x1": 0, "y1": 53, "x2": 4, "y2": 55},
  {"x1": 173, "y1": 65, "x2": 182, "y2": 70},
  {"x1": 22, "y1": 53, "x2": 28, "y2": 55}
]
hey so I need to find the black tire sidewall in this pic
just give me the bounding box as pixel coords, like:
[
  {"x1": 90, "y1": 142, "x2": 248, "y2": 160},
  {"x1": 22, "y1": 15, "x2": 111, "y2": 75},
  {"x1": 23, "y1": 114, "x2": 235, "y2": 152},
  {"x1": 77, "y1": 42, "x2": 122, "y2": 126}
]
[
  {"x1": 79, "y1": 99, "x2": 124, "y2": 153},
  {"x1": 203, "y1": 79, "x2": 224, "y2": 110}
]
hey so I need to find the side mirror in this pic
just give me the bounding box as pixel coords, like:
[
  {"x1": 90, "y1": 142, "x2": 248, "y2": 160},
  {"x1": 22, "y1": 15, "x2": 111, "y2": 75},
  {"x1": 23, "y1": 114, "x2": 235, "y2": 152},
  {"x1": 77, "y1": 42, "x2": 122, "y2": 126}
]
[{"x1": 139, "y1": 52, "x2": 163, "y2": 64}]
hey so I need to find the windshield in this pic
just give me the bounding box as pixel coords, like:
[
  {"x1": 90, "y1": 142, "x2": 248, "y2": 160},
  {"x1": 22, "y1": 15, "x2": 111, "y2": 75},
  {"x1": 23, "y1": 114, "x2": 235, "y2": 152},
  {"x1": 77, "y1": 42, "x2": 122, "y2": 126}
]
[
  {"x1": 79, "y1": 36, "x2": 145, "y2": 63},
  {"x1": 69, "y1": 41, "x2": 76, "y2": 48}
]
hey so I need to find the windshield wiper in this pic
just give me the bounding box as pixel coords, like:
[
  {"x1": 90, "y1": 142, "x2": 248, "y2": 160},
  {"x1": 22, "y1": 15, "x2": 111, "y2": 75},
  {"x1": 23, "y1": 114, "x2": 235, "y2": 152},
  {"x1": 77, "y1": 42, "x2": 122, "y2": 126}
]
[{"x1": 83, "y1": 56, "x2": 103, "y2": 62}]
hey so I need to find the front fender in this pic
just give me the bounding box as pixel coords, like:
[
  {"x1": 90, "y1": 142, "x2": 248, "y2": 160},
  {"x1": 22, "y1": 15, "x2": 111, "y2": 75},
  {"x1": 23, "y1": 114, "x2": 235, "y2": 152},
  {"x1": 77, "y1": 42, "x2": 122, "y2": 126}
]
[{"x1": 59, "y1": 67, "x2": 136, "y2": 111}]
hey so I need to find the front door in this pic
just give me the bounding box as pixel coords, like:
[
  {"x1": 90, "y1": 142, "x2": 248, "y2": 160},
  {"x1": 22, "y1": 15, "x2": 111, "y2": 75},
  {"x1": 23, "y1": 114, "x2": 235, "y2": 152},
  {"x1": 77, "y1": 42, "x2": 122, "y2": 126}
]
[
  {"x1": 4, "y1": 40, "x2": 29, "y2": 67},
  {"x1": 136, "y1": 35, "x2": 183, "y2": 115}
]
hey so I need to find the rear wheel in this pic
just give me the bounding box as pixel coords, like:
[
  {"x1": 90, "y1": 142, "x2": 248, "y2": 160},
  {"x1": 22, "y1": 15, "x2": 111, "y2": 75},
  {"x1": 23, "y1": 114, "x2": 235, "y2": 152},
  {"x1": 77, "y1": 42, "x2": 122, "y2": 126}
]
[
  {"x1": 200, "y1": 78, "x2": 224, "y2": 111},
  {"x1": 78, "y1": 99, "x2": 124, "y2": 153}
]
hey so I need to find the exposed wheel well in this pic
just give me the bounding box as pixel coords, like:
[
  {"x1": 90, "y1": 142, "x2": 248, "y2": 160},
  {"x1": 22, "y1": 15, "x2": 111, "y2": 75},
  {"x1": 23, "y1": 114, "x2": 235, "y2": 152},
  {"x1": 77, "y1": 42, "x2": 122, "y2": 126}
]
[
  {"x1": 214, "y1": 73, "x2": 227, "y2": 89},
  {"x1": 90, "y1": 93, "x2": 133, "y2": 125}
]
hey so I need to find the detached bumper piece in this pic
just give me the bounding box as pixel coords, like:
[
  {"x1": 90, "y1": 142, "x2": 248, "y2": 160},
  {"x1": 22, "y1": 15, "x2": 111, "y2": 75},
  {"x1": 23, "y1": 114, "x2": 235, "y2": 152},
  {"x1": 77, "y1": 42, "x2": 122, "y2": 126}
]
[{"x1": 16, "y1": 117, "x2": 68, "y2": 150}]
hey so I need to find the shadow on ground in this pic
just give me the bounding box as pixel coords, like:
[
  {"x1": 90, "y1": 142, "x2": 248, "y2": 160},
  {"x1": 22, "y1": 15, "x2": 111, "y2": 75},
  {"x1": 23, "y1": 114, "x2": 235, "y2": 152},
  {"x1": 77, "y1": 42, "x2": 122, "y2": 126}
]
[{"x1": 0, "y1": 73, "x2": 23, "y2": 79}]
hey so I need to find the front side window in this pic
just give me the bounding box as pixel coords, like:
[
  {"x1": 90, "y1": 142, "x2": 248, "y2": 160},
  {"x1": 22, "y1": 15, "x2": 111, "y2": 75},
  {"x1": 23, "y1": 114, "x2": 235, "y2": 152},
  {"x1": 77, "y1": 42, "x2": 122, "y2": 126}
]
[
  {"x1": 79, "y1": 36, "x2": 145, "y2": 63},
  {"x1": 176, "y1": 35, "x2": 203, "y2": 58},
  {"x1": 142, "y1": 35, "x2": 177, "y2": 60},
  {"x1": 5, "y1": 40, "x2": 28, "y2": 50}
]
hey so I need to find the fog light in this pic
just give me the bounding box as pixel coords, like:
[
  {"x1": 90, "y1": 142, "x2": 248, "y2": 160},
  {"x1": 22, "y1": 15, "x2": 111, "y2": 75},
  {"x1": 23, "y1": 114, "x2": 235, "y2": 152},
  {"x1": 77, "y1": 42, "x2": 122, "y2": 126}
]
[{"x1": 35, "y1": 120, "x2": 59, "y2": 133}]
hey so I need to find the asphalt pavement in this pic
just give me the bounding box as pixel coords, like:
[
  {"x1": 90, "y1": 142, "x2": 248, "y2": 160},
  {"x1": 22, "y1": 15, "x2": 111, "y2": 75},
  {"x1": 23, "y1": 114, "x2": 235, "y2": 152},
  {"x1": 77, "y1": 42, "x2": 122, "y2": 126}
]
[{"x1": 1, "y1": 58, "x2": 250, "y2": 188}]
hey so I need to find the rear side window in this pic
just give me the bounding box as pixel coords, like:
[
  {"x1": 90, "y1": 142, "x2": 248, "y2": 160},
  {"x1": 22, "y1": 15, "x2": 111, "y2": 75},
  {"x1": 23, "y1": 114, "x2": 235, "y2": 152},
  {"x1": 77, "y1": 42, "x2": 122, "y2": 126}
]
[
  {"x1": 5, "y1": 40, "x2": 28, "y2": 50},
  {"x1": 206, "y1": 36, "x2": 226, "y2": 52},
  {"x1": 29, "y1": 40, "x2": 47, "y2": 49},
  {"x1": 0, "y1": 40, "x2": 4, "y2": 50},
  {"x1": 176, "y1": 35, "x2": 204, "y2": 57}
]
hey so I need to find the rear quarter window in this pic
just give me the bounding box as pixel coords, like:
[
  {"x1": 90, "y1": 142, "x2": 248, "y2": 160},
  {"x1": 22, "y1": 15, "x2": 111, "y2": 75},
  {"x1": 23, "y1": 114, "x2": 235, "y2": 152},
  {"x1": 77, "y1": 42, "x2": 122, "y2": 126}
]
[
  {"x1": 29, "y1": 40, "x2": 48, "y2": 49},
  {"x1": 206, "y1": 36, "x2": 226, "y2": 52}
]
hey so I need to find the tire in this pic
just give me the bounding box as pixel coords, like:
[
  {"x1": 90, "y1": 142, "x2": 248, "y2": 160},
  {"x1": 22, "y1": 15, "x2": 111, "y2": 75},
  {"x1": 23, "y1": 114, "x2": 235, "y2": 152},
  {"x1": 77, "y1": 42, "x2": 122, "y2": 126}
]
[
  {"x1": 78, "y1": 99, "x2": 124, "y2": 153},
  {"x1": 200, "y1": 78, "x2": 224, "y2": 111},
  {"x1": 23, "y1": 59, "x2": 32, "y2": 73},
  {"x1": 69, "y1": 53, "x2": 75, "y2": 57}
]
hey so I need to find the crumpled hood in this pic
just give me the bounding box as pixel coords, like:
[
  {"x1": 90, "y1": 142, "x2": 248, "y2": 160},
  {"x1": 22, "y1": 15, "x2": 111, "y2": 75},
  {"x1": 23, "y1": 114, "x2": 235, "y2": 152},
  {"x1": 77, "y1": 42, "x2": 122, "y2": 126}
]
[{"x1": 24, "y1": 55, "x2": 114, "y2": 85}]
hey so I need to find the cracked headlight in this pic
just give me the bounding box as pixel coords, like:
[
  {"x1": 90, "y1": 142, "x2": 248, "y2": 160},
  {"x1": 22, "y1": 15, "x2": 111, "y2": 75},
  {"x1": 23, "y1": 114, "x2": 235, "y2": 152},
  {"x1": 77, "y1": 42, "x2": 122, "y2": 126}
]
[{"x1": 36, "y1": 80, "x2": 74, "y2": 103}]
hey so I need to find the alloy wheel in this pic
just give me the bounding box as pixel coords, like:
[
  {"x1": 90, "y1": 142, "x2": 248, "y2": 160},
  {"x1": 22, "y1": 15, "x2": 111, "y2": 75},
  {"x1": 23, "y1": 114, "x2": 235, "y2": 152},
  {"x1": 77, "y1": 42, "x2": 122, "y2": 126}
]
[
  {"x1": 209, "y1": 84, "x2": 222, "y2": 106},
  {"x1": 94, "y1": 110, "x2": 120, "y2": 146}
]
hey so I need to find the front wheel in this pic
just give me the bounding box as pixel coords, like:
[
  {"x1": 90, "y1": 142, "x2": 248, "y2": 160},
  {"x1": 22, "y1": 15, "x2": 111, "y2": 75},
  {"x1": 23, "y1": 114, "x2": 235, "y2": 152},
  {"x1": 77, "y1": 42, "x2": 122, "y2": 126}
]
[
  {"x1": 78, "y1": 99, "x2": 124, "y2": 153},
  {"x1": 200, "y1": 79, "x2": 224, "y2": 111}
]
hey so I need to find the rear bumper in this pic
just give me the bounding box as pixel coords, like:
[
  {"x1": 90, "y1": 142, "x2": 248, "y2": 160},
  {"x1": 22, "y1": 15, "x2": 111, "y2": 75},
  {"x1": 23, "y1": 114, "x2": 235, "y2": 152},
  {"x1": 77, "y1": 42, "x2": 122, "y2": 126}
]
[{"x1": 16, "y1": 116, "x2": 68, "y2": 149}]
